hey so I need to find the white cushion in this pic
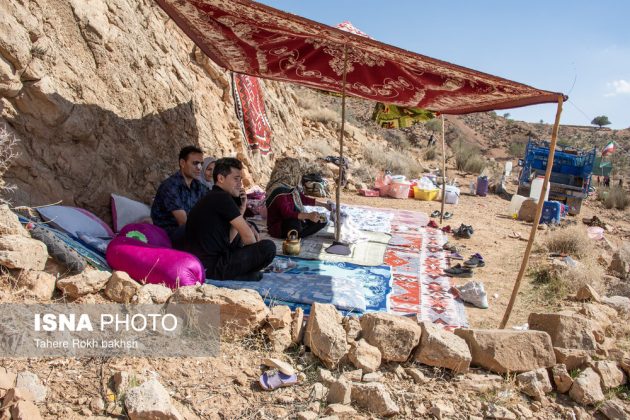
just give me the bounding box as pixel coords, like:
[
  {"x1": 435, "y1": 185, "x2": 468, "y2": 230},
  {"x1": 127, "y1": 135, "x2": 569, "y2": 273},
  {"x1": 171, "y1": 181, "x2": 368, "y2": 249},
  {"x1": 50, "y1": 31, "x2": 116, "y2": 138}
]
[
  {"x1": 111, "y1": 194, "x2": 151, "y2": 232},
  {"x1": 37, "y1": 206, "x2": 114, "y2": 239}
]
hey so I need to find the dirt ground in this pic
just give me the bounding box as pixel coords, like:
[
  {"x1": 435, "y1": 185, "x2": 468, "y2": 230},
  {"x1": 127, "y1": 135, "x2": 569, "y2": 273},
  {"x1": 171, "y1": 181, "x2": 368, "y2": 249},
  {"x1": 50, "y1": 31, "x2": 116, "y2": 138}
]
[{"x1": 343, "y1": 171, "x2": 629, "y2": 330}]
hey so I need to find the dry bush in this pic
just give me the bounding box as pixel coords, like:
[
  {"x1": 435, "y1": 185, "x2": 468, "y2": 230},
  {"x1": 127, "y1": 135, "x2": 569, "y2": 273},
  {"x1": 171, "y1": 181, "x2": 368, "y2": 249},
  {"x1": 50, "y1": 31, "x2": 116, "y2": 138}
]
[
  {"x1": 454, "y1": 143, "x2": 486, "y2": 173},
  {"x1": 307, "y1": 139, "x2": 335, "y2": 157},
  {"x1": 424, "y1": 147, "x2": 437, "y2": 161},
  {"x1": 363, "y1": 145, "x2": 424, "y2": 179},
  {"x1": 295, "y1": 93, "x2": 319, "y2": 110},
  {"x1": 303, "y1": 107, "x2": 339, "y2": 123},
  {"x1": 543, "y1": 225, "x2": 590, "y2": 259},
  {"x1": 383, "y1": 130, "x2": 411, "y2": 150},
  {"x1": 600, "y1": 186, "x2": 630, "y2": 210},
  {"x1": 0, "y1": 124, "x2": 19, "y2": 203},
  {"x1": 424, "y1": 118, "x2": 442, "y2": 134}
]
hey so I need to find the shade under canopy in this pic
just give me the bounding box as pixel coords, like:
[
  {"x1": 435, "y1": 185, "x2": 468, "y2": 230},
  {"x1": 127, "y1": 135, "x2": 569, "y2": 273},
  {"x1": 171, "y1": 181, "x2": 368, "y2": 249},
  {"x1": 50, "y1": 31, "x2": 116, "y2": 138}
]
[{"x1": 155, "y1": 0, "x2": 566, "y2": 114}]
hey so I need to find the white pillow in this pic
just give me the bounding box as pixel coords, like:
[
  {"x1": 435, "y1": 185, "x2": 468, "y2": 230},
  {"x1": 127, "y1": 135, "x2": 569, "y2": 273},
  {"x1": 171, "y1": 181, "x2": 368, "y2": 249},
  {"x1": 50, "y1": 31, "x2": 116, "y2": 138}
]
[
  {"x1": 111, "y1": 194, "x2": 151, "y2": 232},
  {"x1": 37, "y1": 206, "x2": 114, "y2": 239}
]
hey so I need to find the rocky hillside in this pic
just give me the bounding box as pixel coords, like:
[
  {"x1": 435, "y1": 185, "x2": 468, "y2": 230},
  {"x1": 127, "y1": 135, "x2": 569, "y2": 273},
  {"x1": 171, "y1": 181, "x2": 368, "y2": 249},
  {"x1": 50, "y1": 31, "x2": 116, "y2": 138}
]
[{"x1": 1, "y1": 0, "x2": 628, "y2": 221}]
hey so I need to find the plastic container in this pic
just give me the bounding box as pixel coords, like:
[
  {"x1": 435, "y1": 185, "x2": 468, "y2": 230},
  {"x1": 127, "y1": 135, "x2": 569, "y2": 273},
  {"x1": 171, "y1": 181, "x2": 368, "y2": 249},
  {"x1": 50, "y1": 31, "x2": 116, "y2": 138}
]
[
  {"x1": 387, "y1": 182, "x2": 411, "y2": 199},
  {"x1": 540, "y1": 201, "x2": 561, "y2": 224},
  {"x1": 359, "y1": 189, "x2": 380, "y2": 197},
  {"x1": 530, "y1": 176, "x2": 550, "y2": 202},
  {"x1": 444, "y1": 185, "x2": 460, "y2": 204},
  {"x1": 504, "y1": 161, "x2": 513, "y2": 177},
  {"x1": 507, "y1": 194, "x2": 528, "y2": 218},
  {"x1": 413, "y1": 186, "x2": 439, "y2": 201},
  {"x1": 476, "y1": 176, "x2": 489, "y2": 197}
]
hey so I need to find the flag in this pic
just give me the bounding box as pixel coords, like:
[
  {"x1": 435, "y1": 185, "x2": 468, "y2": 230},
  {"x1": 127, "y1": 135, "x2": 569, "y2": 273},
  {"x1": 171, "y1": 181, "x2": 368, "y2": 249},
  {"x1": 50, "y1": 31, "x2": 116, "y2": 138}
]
[{"x1": 602, "y1": 141, "x2": 615, "y2": 156}]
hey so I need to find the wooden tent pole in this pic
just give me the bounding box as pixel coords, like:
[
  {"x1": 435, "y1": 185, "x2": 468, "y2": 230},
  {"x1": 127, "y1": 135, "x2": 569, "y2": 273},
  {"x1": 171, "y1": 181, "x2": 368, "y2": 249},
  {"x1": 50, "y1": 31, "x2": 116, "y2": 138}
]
[
  {"x1": 499, "y1": 95, "x2": 564, "y2": 329},
  {"x1": 440, "y1": 115, "x2": 446, "y2": 224},
  {"x1": 334, "y1": 43, "x2": 349, "y2": 242}
]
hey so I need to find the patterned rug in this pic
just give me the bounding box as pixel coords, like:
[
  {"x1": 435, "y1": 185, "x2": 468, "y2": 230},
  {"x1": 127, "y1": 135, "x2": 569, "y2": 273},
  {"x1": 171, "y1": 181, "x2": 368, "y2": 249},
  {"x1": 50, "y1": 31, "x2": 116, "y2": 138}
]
[
  {"x1": 232, "y1": 73, "x2": 272, "y2": 154},
  {"x1": 385, "y1": 225, "x2": 468, "y2": 330},
  {"x1": 208, "y1": 256, "x2": 391, "y2": 314}
]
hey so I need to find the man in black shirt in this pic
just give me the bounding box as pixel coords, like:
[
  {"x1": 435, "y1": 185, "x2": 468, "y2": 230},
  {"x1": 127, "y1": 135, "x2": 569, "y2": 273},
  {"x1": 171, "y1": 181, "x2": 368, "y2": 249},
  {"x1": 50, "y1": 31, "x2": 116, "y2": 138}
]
[{"x1": 185, "y1": 158, "x2": 276, "y2": 280}]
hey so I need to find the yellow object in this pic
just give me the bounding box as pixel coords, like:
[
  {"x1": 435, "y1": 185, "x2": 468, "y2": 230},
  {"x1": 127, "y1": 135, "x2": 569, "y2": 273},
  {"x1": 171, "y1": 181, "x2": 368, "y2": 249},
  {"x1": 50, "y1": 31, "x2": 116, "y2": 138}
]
[
  {"x1": 413, "y1": 186, "x2": 439, "y2": 201},
  {"x1": 282, "y1": 229, "x2": 301, "y2": 255}
]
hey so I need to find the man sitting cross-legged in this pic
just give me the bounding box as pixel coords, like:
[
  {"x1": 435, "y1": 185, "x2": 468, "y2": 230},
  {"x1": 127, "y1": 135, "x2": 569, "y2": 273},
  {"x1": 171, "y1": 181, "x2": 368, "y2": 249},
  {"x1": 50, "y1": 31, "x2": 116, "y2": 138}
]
[{"x1": 185, "y1": 157, "x2": 276, "y2": 281}]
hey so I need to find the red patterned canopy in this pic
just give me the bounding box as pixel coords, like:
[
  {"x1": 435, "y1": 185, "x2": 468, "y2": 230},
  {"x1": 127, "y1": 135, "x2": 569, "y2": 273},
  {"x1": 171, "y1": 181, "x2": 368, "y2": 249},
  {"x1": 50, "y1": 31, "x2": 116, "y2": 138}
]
[{"x1": 155, "y1": 0, "x2": 565, "y2": 114}]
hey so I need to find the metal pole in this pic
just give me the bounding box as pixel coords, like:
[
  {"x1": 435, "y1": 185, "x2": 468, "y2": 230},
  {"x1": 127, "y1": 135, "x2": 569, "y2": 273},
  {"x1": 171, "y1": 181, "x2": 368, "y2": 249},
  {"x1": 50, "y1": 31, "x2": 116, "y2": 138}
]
[
  {"x1": 440, "y1": 115, "x2": 446, "y2": 224},
  {"x1": 334, "y1": 43, "x2": 348, "y2": 242},
  {"x1": 499, "y1": 95, "x2": 564, "y2": 329}
]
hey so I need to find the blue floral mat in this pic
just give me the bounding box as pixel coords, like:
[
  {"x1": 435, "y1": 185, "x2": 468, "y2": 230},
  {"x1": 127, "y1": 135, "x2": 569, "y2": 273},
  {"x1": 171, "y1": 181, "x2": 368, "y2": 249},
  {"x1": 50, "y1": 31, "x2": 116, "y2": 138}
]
[{"x1": 206, "y1": 256, "x2": 392, "y2": 315}]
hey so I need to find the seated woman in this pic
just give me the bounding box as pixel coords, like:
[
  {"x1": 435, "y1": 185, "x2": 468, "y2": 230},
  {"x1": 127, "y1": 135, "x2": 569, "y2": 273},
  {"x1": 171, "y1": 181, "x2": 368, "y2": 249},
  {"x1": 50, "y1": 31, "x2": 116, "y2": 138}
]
[
  {"x1": 198, "y1": 156, "x2": 217, "y2": 189},
  {"x1": 265, "y1": 158, "x2": 329, "y2": 239}
]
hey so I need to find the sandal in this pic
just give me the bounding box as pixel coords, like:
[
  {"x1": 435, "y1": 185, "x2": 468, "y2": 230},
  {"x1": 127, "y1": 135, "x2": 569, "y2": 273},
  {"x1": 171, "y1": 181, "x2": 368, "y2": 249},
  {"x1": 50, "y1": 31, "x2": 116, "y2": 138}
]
[
  {"x1": 443, "y1": 212, "x2": 453, "y2": 219},
  {"x1": 259, "y1": 371, "x2": 298, "y2": 391},
  {"x1": 464, "y1": 253, "x2": 485, "y2": 268},
  {"x1": 443, "y1": 263, "x2": 473, "y2": 277},
  {"x1": 431, "y1": 210, "x2": 441, "y2": 218},
  {"x1": 427, "y1": 220, "x2": 439, "y2": 229},
  {"x1": 441, "y1": 225, "x2": 452, "y2": 233},
  {"x1": 443, "y1": 242, "x2": 463, "y2": 253},
  {"x1": 449, "y1": 252, "x2": 464, "y2": 260}
]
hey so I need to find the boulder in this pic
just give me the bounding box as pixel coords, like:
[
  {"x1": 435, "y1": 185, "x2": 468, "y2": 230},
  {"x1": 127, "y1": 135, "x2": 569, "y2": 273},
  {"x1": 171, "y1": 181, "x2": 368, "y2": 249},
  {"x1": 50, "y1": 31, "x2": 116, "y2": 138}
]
[
  {"x1": 124, "y1": 379, "x2": 184, "y2": 420},
  {"x1": 16, "y1": 270, "x2": 56, "y2": 299},
  {"x1": 405, "y1": 368, "x2": 427, "y2": 385},
  {"x1": 414, "y1": 321, "x2": 471, "y2": 374},
  {"x1": 598, "y1": 399, "x2": 630, "y2": 419},
  {"x1": 518, "y1": 198, "x2": 537, "y2": 222},
  {"x1": 362, "y1": 372, "x2": 383, "y2": 383},
  {"x1": 0, "y1": 205, "x2": 27, "y2": 237},
  {"x1": 360, "y1": 313, "x2": 422, "y2": 362},
  {"x1": 327, "y1": 379, "x2": 351, "y2": 405},
  {"x1": 317, "y1": 368, "x2": 335, "y2": 387},
  {"x1": 591, "y1": 361, "x2": 627, "y2": 389},
  {"x1": 15, "y1": 371, "x2": 46, "y2": 403},
  {"x1": 56, "y1": 270, "x2": 111, "y2": 298},
  {"x1": 296, "y1": 411, "x2": 318, "y2": 420},
  {"x1": 340, "y1": 369, "x2": 363, "y2": 383},
  {"x1": 602, "y1": 296, "x2": 630, "y2": 313},
  {"x1": 291, "y1": 307, "x2": 305, "y2": 344},
  {"x1": 324, "y1": 403, "x2": 357, "y2": 417},
  {"x1": 454, "y1": 329, "x2": 555, "y2": 374},
  {"x1": 303, "y1": 303, "x2": 348, "y2": 369},
  {"x1": 575, "y1": 285, "x2": 601, "y2": 303},
  {"x1": 553, "y1": 347, "x2": 591, "y2": 371},
  {"x1": 528, "y1": 312, "x2": 597, "y2": 350},
  {"x1": 577, "y1": 303, "x2": 616, "y2": 333},
  {"x1": 350, "y1": 382, "x2": 399, "y2": 417},
  {"x1": 342, "y1": 315, "x2": 361, "y2": 342},
  {"x1": 105, "y1": 271, "x2": 141, "y2": 303},
  {"x1": 1, "y1": 387, "x2": 35, "y2": 407},
  {"x1": 170, "y1": 285, "x2": 269, "y2": 337},
  {"x1": 485, "y1": 404, "x2": 517, "y2": 420},
  {"x1": 609, "y1": 243, "x2": 630, "y2": 278},
  {"x1": 455, "y1": 372, "x2": 504, "y2": 393},
  {"x1": 10, "y1": 400, "x2": 43, "y2": 420},
  {"x1": 0, "y1": 367, "x2": 16, "y2": 390},
  {"x1": 430, "y1": 401, "x2": 454, "y2": 420},
  {"x1": 264, "y1": 323, "x2": 292, "y2": 353},
  {"x1": 569, "y1": 367, "x2": 605, "y2": 406},
  {"x1": 267, "y1": 305, "x2": 292, "y2": 329},
  {"x1": 348, "y1": 339, "x2": 381, "y2": 373},
  {"x1": 516, "y1": 368, "x2": 552, "y2": 401},
  {"x1": 0, "y1": 235, "x2": 47, "y2": 270},
  {"x1": 135, "y1": 284, "x2": 172, "y2": 304},
  {"x1": 551, "y1": 364, "x2": 573, "y2": 393}
]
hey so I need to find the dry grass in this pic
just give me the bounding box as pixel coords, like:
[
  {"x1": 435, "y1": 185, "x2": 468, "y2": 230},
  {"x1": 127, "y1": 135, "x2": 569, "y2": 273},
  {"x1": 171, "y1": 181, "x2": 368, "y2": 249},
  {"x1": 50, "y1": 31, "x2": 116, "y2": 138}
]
[
  {"x1": 600, "y1": 186, "x2": 630, "y2": 210},
  {"x1": 0, "y1": 124, "x2": 19, "y2": 203},
  {"x1": 363, "y1": 145, "x2": 425, "y2": 179},
  {"x1": 424, "y1": 147, "x2": 437, "y2": 161},
  {"x1": 543, "y1": 225, "x2": 590, "y2": 258},
  {"x1": 307, "y1": 139, "x2": 335, "y2": 157},
  {"x1": 452, "y1": 140, "x2": 486, "y2": 174},
  {"x1": 303, "y1": 107, "x2": 339, "y2": 124}
]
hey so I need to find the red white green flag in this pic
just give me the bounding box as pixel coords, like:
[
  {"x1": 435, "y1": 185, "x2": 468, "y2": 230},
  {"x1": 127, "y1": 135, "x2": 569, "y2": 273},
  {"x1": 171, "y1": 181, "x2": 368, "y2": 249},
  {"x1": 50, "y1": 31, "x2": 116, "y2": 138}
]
[{"x1": 602, "y1": 141, "x2": 616, "y2": 156}]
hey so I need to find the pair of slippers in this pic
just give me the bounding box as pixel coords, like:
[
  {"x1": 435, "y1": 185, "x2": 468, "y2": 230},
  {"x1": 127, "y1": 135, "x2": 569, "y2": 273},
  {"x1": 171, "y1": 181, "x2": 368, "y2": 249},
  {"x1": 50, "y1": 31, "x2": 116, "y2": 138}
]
[{"x1": 431, "y1": 210, "x2": 453, "y2": 219}]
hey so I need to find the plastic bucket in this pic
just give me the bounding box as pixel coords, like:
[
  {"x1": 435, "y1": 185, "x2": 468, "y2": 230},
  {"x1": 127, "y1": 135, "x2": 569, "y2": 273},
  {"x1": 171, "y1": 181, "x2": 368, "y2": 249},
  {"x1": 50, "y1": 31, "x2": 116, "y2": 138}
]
[
  {"x1": 444, "y1": 185, "x2": 460, "y2": 204},
  {"x1": 507, "y1": 195, "x2": 528, "y2": 217},
  {"x1": 530, "y1": 176, "x2": 550, "y2": 202}
]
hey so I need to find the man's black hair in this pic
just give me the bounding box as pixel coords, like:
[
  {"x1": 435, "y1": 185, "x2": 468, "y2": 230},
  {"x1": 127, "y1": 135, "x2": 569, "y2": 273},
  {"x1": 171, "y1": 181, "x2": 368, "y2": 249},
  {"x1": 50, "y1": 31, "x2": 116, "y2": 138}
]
[
  {"x1": 213, "y1": 157, "x2": 243, "y2": 183},
  {"x1": 178, "y1": 145, "x2": 203, "y2": 162}
]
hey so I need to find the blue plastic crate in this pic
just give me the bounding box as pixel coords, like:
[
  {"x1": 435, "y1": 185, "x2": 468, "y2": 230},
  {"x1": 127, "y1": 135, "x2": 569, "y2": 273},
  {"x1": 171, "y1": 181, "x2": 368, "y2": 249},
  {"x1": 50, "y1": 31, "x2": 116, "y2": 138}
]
[{"x1": 540, "y1": 201, "x2": 562, "y2": 224}]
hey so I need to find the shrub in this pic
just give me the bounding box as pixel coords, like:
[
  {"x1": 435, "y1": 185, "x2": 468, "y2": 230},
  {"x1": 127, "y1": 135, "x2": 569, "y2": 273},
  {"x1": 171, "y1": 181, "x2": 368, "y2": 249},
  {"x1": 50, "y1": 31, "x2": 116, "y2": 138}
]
[
  {"x1": 452, "y1": 140, "x2": 486, "y2": 173},
  {"x1": 424, "y1": 147, "x2": 437, "y2": 160},
  {"x1": 508, "y1": 137, "x2": 527, "y2": 158},
  {"x1": 544, "y1": 225, "x2": 590, "y2": 258},
  {"x1": 383, "y1": 130, "x2": 410, "y2": 150},
  {"x1": 308, "y1": 139, "x2": 335, "y2": 158},
  {"x1": 424, "y1": 118, "x2": 442, "y2": 134},
  {"x1": 600, "y1": 186, "x2": 630, "y2": 210},
  {"x1": 363, "y1": 145, "x2": 424, "y2": 179},
  {"x1": 303, "y1": 107, "x2": 339, "y2": 123}
]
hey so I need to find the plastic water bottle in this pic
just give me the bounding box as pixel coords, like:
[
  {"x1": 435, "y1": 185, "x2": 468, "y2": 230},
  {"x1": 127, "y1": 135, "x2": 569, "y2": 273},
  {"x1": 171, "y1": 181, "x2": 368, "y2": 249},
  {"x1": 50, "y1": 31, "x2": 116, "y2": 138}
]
[{"x1": 469, "y1": 181, "x2": 476, "y2": 195}]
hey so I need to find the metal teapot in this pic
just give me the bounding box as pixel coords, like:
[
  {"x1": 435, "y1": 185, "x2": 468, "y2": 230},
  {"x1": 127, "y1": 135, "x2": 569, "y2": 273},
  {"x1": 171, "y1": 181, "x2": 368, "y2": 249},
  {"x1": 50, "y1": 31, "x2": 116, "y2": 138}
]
[{"x1": 282, "y1": 229, "x2": 301, "y2": 256}]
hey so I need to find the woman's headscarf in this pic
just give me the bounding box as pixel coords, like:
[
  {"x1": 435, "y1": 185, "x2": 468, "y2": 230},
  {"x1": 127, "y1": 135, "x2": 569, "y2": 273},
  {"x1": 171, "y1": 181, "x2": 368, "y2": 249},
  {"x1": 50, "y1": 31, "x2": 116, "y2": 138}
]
[
  {"x1": 198, "y1": 156, "x2": 217, "y2": 189},
  {"x1": 265, "y1": 157, "x2": 304, "y2": 210}
]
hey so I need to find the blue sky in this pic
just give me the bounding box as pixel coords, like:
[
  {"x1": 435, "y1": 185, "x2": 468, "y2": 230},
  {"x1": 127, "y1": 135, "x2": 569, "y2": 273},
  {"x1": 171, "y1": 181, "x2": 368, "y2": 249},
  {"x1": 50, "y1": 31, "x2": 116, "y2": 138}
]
[{"x1": 258, "y1": 1, "x2": 630, "y2": 129}]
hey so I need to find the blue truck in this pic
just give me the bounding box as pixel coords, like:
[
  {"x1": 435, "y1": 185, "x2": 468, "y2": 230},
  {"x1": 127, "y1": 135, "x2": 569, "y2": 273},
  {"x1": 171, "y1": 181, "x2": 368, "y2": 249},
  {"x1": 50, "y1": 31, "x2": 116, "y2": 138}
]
[{"x1": 517, "y1": 138, "x2": 596, "y2": 215}]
